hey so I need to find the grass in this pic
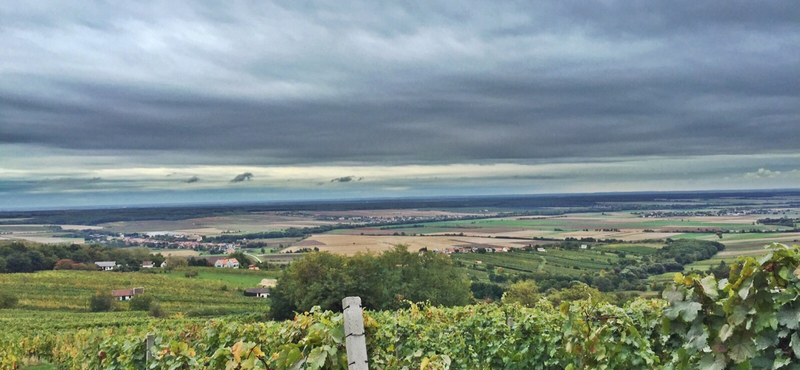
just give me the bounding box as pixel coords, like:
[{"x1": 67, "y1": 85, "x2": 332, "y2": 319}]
[{"x1": 165, "y1": 267, "x2": 281, "y2": 288}]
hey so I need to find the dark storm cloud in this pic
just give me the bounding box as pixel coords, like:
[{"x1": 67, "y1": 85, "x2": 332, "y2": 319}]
[
  {"x1": 331, "y1": 176, "x2": 354, "y2": 183},
  {"x1": 1, "y1": 0, "x2": 799, "y2": 166},
  {"x1": 230, "y1": 173, "x2": 253, "y2": 183}
]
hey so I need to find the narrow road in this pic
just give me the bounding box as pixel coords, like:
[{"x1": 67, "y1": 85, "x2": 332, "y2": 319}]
[{"x1": 243, "y1": 252, "x2": 262, "y2": 263}]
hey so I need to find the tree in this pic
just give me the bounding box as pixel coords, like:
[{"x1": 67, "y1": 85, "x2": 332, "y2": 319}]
[
  {"x1": 89, "y1": 291, "x2": 114, "y2": 312},
  {"x1": 129, "y1": 294, "x2": 154, "y2": 311},
  {"x1": 229, "y1": 252, "x2": 251, "y2": 269},
  {"x1": 269, "y1": 245, "x2": 471, "y2": 320},
  {"x1": 164, "y1": 256, "x2": 187, "y2": 271},
  {"x1": 471, "y1": 282, "x2": 505, "y2": 301},
  {"x1": 0, "y1": 257, "x2": 6, "y2": 273},
  {"x1": 547, "y1": 283, "x2": 606, "y2": 306},
  {"x1": 151, "y1": 253, "x2": 166, "y2": 267},
  {"x1": 502, "y1": 280, "x2": 542, "y2": 307}
]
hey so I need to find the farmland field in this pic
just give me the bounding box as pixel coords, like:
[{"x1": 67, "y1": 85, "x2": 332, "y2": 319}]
[
  {"x1": 451, "y1": 248, "x2": 619, "y2": 277},
  {"x1": 285, "y1": 234, "x2": 551, "y2": 255},
  {"x1": 0, "y1": 269, "x2": 273, "y2": 314}
]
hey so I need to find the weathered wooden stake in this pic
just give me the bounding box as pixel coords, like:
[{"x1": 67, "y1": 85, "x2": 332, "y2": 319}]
[
  {"x1": 342, "y1": 296, "x2": 369, "y2": 370},
  {"x1": 146, "y1": 334, "x2": 154, "y2": 362}
]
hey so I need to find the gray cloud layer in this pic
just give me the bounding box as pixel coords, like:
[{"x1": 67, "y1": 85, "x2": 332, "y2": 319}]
[
  {"x1": 2, "y1": 1, "x2": 798, "y2": 168},
  {"x1": 1, "y1": 1, "x2": 799, "y2": 210}
]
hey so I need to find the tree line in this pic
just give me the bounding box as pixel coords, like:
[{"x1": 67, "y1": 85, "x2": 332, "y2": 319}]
[{"x1": 269, "y1": 245, "x2": 471, "y2": 320}]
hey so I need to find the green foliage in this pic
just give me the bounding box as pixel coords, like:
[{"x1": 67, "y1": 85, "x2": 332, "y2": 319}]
[
  {"x1": 4, "y1": 243, "x2": 800, "y2": 370},
  {"x1": 89, "y1": 291, "x2": 114, "y2": 312},
  {"x1": 547, "y1": 283, "x2": 606, "y2": 306},
  {"x1": 149, "y1": 303, "x2": 167, "y2": 318},
  {"x1": 470, "y1": 282, "x2": 505, "y2": 301},
  {"x1": 502, "y1": 280, "x2": 542, "y2": 307},
  {"x1": 184, "y1": 270, "x2": 199, "y2": 278},
  {"x1": 129, "y1": 294, "x2": 154, "y2": 311},
  {"x1": 0, "y1": 291, "x2": 18, "y2": 309},
  {"x1": 662, "y1": 243, "x2": 800, "y2": 368},
  {"x1": 0, "y1": 241, "x2": 167, "y2": 273},
  {"x1": 163, "y1": 256, "x2": 187, "y2": 271},
  {"x1": 228, "y1": 251, "x2": 251, "y2": 269},
  {"x1": 270, "y1": 245, "x2": 471, "y2": 319}
]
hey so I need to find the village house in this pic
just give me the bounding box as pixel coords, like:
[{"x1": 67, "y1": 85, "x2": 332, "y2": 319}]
[
  {"x1": 94, "y1": 261, "x2": 118, "y2": 271},
  {"x1": 215, "y1": 258, "x2": 239, "y2": 268},
  {"x1": 141, "y1": 261, "x2": 154, "y2": 268},
  {"x1": 111, "y1": 287, "x2": 144, "y2": 301},
  {"x1": 244, "y1": 288, "x2": 270, "y2": 298}
]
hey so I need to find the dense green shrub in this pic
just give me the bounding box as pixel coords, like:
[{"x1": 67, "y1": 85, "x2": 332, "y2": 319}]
[
  {"x1": 89, "y1": 291, "x2": 114, "y2": 312},
  {"x1": 128, "y1": 293, "x2": 154, "y2": 311},
  {"x1": 0, "y1": 292, "x2": 18, "y2": 309}
]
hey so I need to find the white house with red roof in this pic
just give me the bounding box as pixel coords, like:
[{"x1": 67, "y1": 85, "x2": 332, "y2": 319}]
[{"x1": 214, "y1": 258, "x2": 239, "y2": 268}]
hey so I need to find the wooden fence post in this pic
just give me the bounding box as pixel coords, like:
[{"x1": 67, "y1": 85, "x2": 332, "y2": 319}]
[
  {"x1": 342, "y1": 296, "x2": 369, "y2": 370},
  {"x1": 146, "y1": 334, "x2": 154, "y2": 362}
]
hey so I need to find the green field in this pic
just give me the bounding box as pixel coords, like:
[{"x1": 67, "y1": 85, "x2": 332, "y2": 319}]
[
  {"x1": 164, "y1": 267, "x2": 280, "y2": 288},
  {"x1": 595, "y1": 244, "x2": 660, "y2": 255},
  {"x1": 452, "y1": 248, "x2": 619, "y2": 278},
  {"x1": 0, "y1": 268, "x2": 273, "y2": 315}
]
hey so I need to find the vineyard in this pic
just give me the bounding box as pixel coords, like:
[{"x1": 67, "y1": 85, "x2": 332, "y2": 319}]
[
  {"x1": 0, "y1": 269, "x2": 269, "y2": 314},
  {"x1": 2, "y1": 243, "x2": 800, "y2": 370}
]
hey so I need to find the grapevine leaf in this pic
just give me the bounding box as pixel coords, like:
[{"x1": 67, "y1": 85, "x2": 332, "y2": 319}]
[
  {"x1": 791, "y1": 333, "x2": 800, "y2": 358},
  {"x1": 698, "y1": 353, "x2": 725, "y2": 370},
  {"x1": 738, "y1": 278, "x2": 754, "y2": 300},
  {"x1": 667, "y1": 301, "x2": 702, "y2": 322},
  {"x1": 779, "y1": 267, "x2": 792, "y2": 281},
  {"x1": 686, "y1": 323, "x2": 709, "y2": 351},
  {"x1": 701, "y1": 276, "x2": 719, "y2": 299},
  {"x1": 730, "y1": 305, "x2": 749, "y2": 326},
  {"x1": 727, "y1": 336, "x2": 756, "y2": 364},
  {"x1": 305, "y1": 348, "x2": 327, "y2": 370},
  {"x1": 663, "y1": 286, "x2": 683, "y2": 304},
  {"x1": 757, "y1": 252, "x2": 774, "y2": 266},
  {"x1": 329, "y1": 324, "x2": 345, "y2": 344},
  {"x1": 718, "y1": 324, "x2": 734, "y2": 342},
  {"x1": 777, "y1": 304, "x2": 800, "y2": 330}
]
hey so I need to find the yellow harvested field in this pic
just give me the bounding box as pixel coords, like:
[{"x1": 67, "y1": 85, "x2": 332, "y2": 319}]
[
  {"x1": 160, "y1": 250, "x2": 200, "y2": 257},
  {"x1": 722, "y1": 234, "x2": 800, "y2": 246},
  {"x1": 285, "y1": 234, "x2": 529, "y2": 255},
  {"x1": 558, "y1": 230, "x2": 680, "y2": 241},
  {"x1": 311, "y1": 209, "x2": 491, "y2": 218},
  {"x1": 172, "y1": 227, "x2": 225, "y2": 234},
  {"x1": 0, "y1": 235, "x2": 84, "y2": 244},
  {"x1": 58, "y1": 224, "x2": 105, "y2": 230},
  {"x1": 468, "y1": 230, "x2": 553, "y2": 238},
  {"x1": 0, "y1": 224, "x2": 104, "y2": 230}
]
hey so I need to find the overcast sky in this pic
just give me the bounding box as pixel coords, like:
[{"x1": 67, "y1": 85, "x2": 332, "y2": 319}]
[{"x1": 1, "y1": 1, "x2": 799, "y2": 209}]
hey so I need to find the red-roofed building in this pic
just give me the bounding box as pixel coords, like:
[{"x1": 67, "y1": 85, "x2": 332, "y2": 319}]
[
  {"x1": 111, "y1": 287, "x2": 144, "y2": 301},
  {"x1": 214, "y1": 258, "x2": 239, "y2": 268}
]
